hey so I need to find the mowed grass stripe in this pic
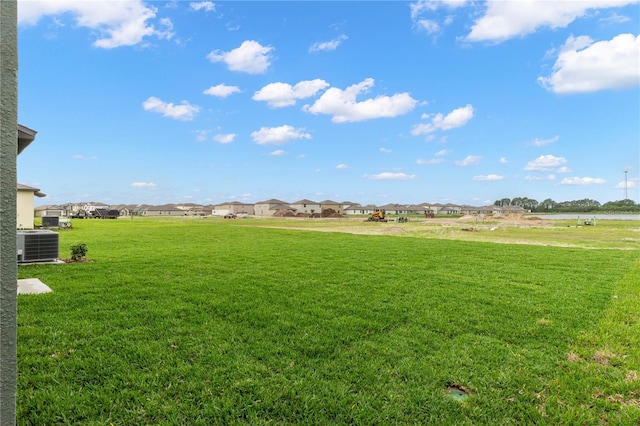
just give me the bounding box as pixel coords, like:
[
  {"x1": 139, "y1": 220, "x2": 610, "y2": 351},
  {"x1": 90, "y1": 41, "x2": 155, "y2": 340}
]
[{"x1": 17, "y1": 219, "x2": 640, "y2": 424}]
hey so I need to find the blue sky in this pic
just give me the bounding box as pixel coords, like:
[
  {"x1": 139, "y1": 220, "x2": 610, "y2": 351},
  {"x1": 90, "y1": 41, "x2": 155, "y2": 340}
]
[{"x1": 17, "y1": 0, "x2": 640, "y2": 207}]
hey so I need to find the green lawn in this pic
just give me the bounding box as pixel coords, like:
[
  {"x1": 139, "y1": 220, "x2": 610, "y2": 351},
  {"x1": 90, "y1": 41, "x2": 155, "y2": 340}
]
[{"x1": 17, "y1": 218, "x2": 640, "y2": 424}]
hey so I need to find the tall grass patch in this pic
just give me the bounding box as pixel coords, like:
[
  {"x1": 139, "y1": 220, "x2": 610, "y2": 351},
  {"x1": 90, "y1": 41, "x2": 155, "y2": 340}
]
[{"x1": 17, "y1": 219, "x2": 639, "y2": 424}]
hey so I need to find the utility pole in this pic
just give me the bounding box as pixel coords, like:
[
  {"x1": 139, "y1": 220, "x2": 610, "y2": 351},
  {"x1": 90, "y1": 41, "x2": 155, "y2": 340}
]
[
  {"x1": 0, "y1": 2, "x2": 18, "y2": 424},
  {"x1": 624, "y1": 169, "x2": 628, "y2": 200}
]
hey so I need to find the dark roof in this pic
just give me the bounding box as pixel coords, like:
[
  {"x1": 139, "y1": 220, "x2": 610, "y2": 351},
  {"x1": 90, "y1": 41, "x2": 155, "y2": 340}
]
[
  {"x1": 17, "y1": 183, "x2": 46, "y2": 197},
  {"x1": 18, "y1": 124, "x2": 38, "y2": 155},
  {"x1": 146, "y1": 204, "x2": 184, "y2": 212},
  {"x1": 256, "y1": 199, "x2": 288, "y2": 204},
  {"x1": 291, "y1": 199, "x2": 318, "y2": 204}
]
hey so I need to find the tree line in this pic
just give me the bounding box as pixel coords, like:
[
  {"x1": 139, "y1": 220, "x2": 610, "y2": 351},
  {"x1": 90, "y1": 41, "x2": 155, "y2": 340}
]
[{"x1": 493, "y1": 197, "x2": 640, "y2": 213}]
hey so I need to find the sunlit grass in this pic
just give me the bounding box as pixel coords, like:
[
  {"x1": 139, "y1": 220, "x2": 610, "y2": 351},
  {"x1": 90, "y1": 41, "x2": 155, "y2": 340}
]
[{"x1": 16, "y1": 217, "x2": 640, "y2": 424}]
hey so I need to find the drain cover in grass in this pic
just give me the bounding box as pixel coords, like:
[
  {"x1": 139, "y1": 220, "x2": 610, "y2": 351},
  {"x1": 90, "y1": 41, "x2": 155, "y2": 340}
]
[{"x1": 447, "y1": 384, "x2": 469, "y2": 401}]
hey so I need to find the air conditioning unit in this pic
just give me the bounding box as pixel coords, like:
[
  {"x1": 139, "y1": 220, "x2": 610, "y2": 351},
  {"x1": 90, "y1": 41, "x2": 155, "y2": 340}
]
[
  {"x1": 41, "y1": 216, "x2": 60, "y2": 228},
  {"x1": 17, "y1": 230, "x2": 59, "y2": 263}
]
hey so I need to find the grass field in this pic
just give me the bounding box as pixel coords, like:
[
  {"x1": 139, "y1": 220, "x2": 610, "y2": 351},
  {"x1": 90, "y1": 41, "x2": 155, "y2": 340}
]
[{"x1": 17, "y1": 217, "x2": 640, "y2": 424}]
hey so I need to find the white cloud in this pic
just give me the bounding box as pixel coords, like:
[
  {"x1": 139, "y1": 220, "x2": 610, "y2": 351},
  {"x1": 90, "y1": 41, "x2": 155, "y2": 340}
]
[
  {"x1": 499, "y1": 157, "x2": 508, "y2": 163},
  {"x1": 142, "y1": 96, "x2": 200, "y2": 121},
  {"x1": 411, "y1": 104, "x2": 474, "y2": 135},
  {"x1": 18, "y1": 0, "x2": 174, "y2": 48},
  {"x1": 269, "y1": 150, "x2": 285, "y2": 156},
  {"x1": 253, "y1": 79, "x2": 329, "y2": 107},
  {"x1": 600, "y1": 12, "x2": 632, "y2": 24},
  {"x1": 410, "y1": 0, "x2": 468, "y2": 20},
  {"x1": 410, "y1": 1, "x2": 468, "y2": 36},
  {"x1": 379, "y1": 148, "x2": 392, "y2": 153},
  {"x1": 525, "y1": 174, "x2": 556, "y2": 181},
  {"x1": 454, "y1": 155, "x2": 481, "y2": 167},
  {"x1": 529, "y1": 135, "x2": 559, "y2": 147},
  {"x1": 473, "y1": 174, "x2": 504, "y2": 181},
  {"x1": 616, "y1": 177, "x2": 639, "y2": 188},
  {"x1": 538, "y1": 34, "x2": 640, "y2": 94},
  {"x1": 203, "y1": 84, "x2": 241, "y2": 98},
  {"x1": 417, "y1": 158, "x2": 444, "y2": 165},
  {"x1": 251, "y1": 125, "x2": 311, "y2": 145},
  {"x1": 417, "y1": 19, "x2": 440, "y2": 34},
  {"x1": 556, "y1": 166, "x2": 572, "y2": 173},
  {"x1": 466, "y1": 1, "x2": 638, "y2": 43},
  {"x1": 195, "y1": 130, "x2": 209, "y2": 142},
  {"x1": 309, "y1": 35, "x2": 348, "y2": 52},
  {"x1": 560, "y1": 176, "x2": 607, "y2": 185},
  {"x1": 207, "y1": 40, "x2": 273, "y2": 74},
  {"x1": 304, "y1": 78, "x2": 417, "y2": 122},
  {"x1": 213, "y1": 133, "x2": 236, "y2": 144},
  {"x1": 336, "y1": 164, "x2": 350, "y2": 169},
  {"x1": 435, "y1": 149, "x2": 451, "y2": 156},
  {"x1": 365, "y1": 172, "x2": 417, "y2": 180},
  {"x1": 190, "y1": 2, "x2": 215, "y2": 12},
  {"x1": 524, "y1": 154, "x2": 567, "y2": 171},
  {"x1": 131, "y1": 182, "x2": 157, "y2": 188}
]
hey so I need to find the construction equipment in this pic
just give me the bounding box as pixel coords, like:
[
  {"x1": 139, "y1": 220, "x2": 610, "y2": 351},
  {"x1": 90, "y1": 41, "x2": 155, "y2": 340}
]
[{"x1": 366, "y1": 209, "x2": 387, "y2": 222}]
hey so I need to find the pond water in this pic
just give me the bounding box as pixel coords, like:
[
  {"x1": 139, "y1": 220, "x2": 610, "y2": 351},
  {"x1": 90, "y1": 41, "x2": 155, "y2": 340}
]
[{"x1": 527, "y1": 214, "x2": 640, "y2": 221}]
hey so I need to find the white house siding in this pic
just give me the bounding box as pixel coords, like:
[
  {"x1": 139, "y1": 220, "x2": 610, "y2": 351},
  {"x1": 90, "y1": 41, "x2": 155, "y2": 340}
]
[{"x1": 17, "y1": 190, "x2": 35, "y2": 229}]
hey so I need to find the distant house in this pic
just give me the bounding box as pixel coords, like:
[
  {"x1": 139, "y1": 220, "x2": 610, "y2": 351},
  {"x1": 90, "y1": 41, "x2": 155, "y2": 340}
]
[
  {"x1": 142, "y1": 204, "x2": 186, "y2": 216},
  {"x1": 17, "y1": 183, "x2": 46, "y2": 229},
  {"x1": 212, "y1": 201, "x2": 255, "y2": 216},
  {"x1": 175, "y1": 203, "x2": 204, "y2": 215},
  {"x1": 188, "y1": 205, "x2": 213, "y2": 216},
  {"x1": 439, "y1": 204, "x2": 462, "y2": 215},
  {"x1": 254, "y1": 199, "x2": 290, "y2": 217},
  {"x1": 379, "y1": 203, "x2": 427, "y2": 215},
  {"x1": 501, "y1": 205, "x2": 527, "y2": 214},
  {"x1": 34, "y1": 204, "x2": 65, "y2": 218},
  {"x1": 344, "y1": 204, "x2": 378, "y2": 215},
  {"x1": 290, "y1": 199, "x2": 321, "y2": 215},
  {"x1": 319, "y1": 200, "x2": 343, "y2": 215}
]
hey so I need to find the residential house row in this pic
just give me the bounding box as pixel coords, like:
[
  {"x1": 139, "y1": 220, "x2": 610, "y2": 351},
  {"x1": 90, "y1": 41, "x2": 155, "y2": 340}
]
[{"x1": 34, "y1": 199, "x2": 527, "y2": 221}]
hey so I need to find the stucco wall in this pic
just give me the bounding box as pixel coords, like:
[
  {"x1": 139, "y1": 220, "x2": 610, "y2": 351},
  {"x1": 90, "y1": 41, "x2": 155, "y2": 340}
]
[{"x1": 1, "y1": 1, "x2": 19, "y2": 423}]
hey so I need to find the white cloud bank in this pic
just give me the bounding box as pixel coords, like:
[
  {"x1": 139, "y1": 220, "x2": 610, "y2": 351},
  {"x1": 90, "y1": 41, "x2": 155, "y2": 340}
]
[
  {"x1": 207, "y1": 40, "x2": 273, "y2": 74},
  {"x1": 454, "y1": 155, "x2": 481, "y2": 166},
  {"x1": 190, "y1": 2, "x2": 215, "y2": 12},
  {"x1": 529, "y1": 135, "x2": 559, "y2": 147},
  {"x1": 365, "y1": 172, "x2": 417, "y2": 180},
  {"x1": 524, "y1": 154, "x2": 567, "y2": 172},
  {"x1": 309, "y1": 35, "x2": 348, "y2": 52},
  {"x1": 213, "y1": 133, "x2": 236, "y2": 144},
  {"x1": 251, "y1": 125, "x2": 311, "y2": 145},
  {"x1": 131, "y1": 182, "x2": 157, "y2": 189},
  {"x1": 539, "y1": 34, "x2": 640, "y2": 94},
  {"x1": 410, "y1": 0, "x2": 468, "y2": 34},
  {"x1": 18, "y1": 0, "x2": 174, "y2": 48},
  {"x1": 253, "y1": 79, "x2": 330, "y2": 107},
  {"x1": 204, "y1": 84, "x2": 241, "y2": 98},
  {"x1": 412, "y1": 104, "x2": 474, "y2": 135},
  {"x1": 142, "y1": 96, "x2": 200, "y2": 121},
  {"x1": 304, "y1": 78, "x2": 417, "y2": 122},
  {"x1": 560, "y1": 177, "x2": 607, "y2": 185},
  {"x1": 466, "y1": 0, "x2": 639, "y2": 43},
  {"x1": 472, "y1": 174, "x2": 504, "y2": 181}
]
